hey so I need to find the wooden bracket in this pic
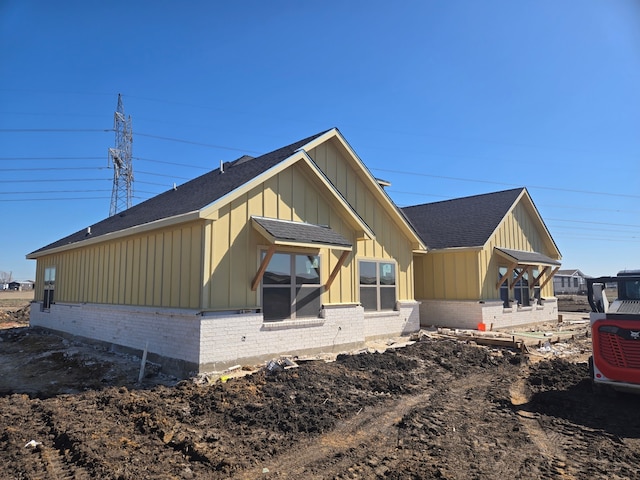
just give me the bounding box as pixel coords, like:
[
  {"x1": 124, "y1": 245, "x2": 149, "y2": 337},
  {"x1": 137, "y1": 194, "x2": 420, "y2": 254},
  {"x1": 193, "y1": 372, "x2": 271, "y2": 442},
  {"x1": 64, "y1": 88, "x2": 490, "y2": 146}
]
[
  {"x1": 251, "y1": 244, "x2": 276, "y2": 291},
  {"x1": 538, "y1": 266, "x2": 560, "y2": 291},
  {"x1": 324, "y1": 250, "x2": 350, "y2": 290}
]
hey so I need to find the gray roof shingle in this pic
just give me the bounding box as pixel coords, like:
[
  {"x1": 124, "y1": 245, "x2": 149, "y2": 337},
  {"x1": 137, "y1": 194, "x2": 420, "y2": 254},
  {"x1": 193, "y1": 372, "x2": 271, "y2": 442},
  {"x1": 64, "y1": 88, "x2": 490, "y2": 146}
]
[
  {"x1": 30, "y1": 130, "x2": 331, "y2": 255},
  {"x1": 252, "y1": 216, "x2": 352, "y2": 248},
  {"x1": 402, "y1": 188, "x2": 524, "y2": 249},
  {"x1": 496, "y1": 248, "x2": 561, "y2": 266}
]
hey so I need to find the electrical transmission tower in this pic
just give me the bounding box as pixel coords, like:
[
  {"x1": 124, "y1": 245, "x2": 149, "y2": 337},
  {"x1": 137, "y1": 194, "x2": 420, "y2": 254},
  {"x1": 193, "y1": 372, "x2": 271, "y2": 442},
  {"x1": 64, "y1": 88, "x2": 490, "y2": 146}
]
[{"x1": 108, "y1": 93, "x2": 133, "y2": 216}]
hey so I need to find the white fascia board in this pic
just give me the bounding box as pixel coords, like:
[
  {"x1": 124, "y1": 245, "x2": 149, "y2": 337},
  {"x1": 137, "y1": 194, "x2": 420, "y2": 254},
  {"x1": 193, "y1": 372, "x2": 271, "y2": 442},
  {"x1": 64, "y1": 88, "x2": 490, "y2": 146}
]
[{"x1": 26, "y1": 211, "x2": 202, "y2": 259}]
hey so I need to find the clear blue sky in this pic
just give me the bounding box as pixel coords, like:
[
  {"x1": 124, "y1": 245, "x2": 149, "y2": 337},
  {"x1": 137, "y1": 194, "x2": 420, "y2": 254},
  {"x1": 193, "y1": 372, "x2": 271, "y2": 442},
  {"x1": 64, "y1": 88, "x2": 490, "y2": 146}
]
[{"x1": 1, "y1": 1, "x2": 639, "y2": 281}]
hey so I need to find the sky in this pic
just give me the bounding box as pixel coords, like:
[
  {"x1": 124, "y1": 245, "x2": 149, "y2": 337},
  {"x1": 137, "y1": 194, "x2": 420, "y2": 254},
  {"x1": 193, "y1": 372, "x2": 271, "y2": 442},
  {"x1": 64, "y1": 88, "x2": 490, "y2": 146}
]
[{"x1": 1, "y1": 0, "x2": 639, "y2": 281}]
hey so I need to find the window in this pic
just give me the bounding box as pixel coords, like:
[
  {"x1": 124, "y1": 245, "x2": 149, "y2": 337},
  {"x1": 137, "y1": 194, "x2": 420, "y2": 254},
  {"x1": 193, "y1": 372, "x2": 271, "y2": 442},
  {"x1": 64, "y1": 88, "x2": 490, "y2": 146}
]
[
  {"x1": 513, "y1": 271, "x2": 530, "y2": 306},
  {"x1": 43, "y1": 266, "x2": 56, "y2": 310},
  {"x1": 561, "y1": 277, "x2": 565, "y2": 288},
  {"x1": 261, "y1": 252, "x2": 321, "y2": 321},
  {"x1": 359, "y1": 260, "x2": 396, "y2": 311},
  {"x1": 498, "y1": 267, "x2": 533, "y2": 307},
  {"x1": 573, "y1": 277, "x2": 578, "y2": 288}
]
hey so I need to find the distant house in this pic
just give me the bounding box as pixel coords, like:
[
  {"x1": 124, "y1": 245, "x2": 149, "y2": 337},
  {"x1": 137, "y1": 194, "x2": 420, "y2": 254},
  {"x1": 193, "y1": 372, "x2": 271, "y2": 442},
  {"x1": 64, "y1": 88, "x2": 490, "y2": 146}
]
[
  {"x1": 553, "y1": 269, "x2": 589, "y2": 295},
  {"x1": 27, "y1": 129, "x2": 427, "y2": 376},
  {"x1": 403, "y1": 188, "x2": 562, "y2": 330},
  {"x1": 7, "y1": 281, "x2": 21, "y2": 291}
]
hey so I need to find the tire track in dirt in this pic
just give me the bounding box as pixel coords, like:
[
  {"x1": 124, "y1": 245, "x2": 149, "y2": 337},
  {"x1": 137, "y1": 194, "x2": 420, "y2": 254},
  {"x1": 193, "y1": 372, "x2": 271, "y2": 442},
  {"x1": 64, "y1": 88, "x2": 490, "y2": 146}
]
[
  {"x1": 233, "y1": 388, "x2": 435, "y2": 479},
  {"x1": 510, "y1": 367, "x2": 577, "y2": 480}
]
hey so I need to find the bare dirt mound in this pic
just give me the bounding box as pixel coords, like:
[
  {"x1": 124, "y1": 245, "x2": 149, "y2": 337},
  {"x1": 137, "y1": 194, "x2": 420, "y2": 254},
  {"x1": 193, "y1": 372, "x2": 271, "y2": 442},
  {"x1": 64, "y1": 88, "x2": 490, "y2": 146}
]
[{"x1": 1, "y1": 330, "x2": 639, "y2": 479}]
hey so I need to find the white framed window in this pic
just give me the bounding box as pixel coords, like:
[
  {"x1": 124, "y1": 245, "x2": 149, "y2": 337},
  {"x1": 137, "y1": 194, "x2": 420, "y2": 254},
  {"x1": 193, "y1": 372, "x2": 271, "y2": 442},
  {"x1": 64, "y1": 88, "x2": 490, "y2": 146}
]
[
  {"x1": 261, "y1": 251, "x2": 321, "y2": 321},
  {"x1": 359, "y1": 260, "x2": 396, "y2": 311}
]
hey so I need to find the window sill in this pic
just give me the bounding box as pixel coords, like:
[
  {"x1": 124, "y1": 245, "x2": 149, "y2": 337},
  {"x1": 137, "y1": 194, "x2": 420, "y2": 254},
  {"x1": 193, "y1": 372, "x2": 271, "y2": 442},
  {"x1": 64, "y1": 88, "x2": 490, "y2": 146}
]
[
  {"x1": 261, "y1": 317, "x2": 325, "y2": 330},
  {"x1": 364, "y1": 310, "x2": 400, "y2": 318}
]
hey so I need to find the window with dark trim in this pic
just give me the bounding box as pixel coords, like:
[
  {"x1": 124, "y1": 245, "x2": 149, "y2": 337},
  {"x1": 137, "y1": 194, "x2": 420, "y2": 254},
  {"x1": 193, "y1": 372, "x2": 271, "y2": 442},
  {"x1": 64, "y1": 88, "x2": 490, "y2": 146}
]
[
  {"x1": 43, "y1": 266, "x2": 56, "y2": 310},
  {"x1": 359, "y1": 260, "x2": 396, "y2": 311},
  {"x1": 261, "y1": 252, "x2": 321, "y2": 321},
  {"x1": 499, "y1": 267, "x2": 534, "y2": 307}
]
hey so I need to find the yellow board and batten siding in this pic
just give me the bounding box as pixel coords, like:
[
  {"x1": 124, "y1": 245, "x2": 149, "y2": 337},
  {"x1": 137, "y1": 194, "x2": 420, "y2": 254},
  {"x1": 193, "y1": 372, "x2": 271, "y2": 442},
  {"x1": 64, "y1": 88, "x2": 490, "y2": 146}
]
[
  {"x1": 480, "y1": 201, "x2": 556, "y2": 299},
  {"x1": 204, "y1": 161, "x2": 358, "y2": 310},
  {"x1": 33, "y1": 221, "x2": 204, "y2": 309},
  {"x1": 307, "y1": 139, "x2": 416, "y2": 302},
  {"x1": 34, "y1": 135, "x2": 419, "y2": 312},
  {"x1": 415, "y1": 198, "x2": 557, "y2": 301}
]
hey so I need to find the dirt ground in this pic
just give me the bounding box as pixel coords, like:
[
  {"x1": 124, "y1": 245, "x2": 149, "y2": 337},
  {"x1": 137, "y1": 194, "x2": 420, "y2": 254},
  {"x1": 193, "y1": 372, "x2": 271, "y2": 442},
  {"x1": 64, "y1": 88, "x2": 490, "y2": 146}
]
[{"x1": 1, "y1": 294, "x2": 639, "y2": 479}]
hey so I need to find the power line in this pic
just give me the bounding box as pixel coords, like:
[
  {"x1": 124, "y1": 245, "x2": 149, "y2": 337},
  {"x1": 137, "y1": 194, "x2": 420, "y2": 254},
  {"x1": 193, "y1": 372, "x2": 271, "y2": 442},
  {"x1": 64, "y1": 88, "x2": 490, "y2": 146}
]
[
  {"x1": 0, "y1": 128, "x2": 112, "y2": 133},
  {"x1": 378, "y1": 169, "x2": 640, "y2": 199},
  {"x1": 0, "y1": 189, "x2": 111, "y2": 195},
  {"x1": 0, "y1": 178, "x2": 109, "y2": 183},
  {"x1": 0, "y1": 156, "x2": 104, "y2": 161},
  {"x1": 546, "y1": 218, "x2": 640, "y2": 228},
  {"x1": 0, "y1": 197, "x2": 110, "y2": 202},
  {"x1": 134, "y1": 131, "x2": 262, "y2": 154},
  {"x1": 134, "y1": 156, "x2": 209, "y2": 170},
  {"x1": 3, "y1": 167, "x2": 108, "y2": 172}
]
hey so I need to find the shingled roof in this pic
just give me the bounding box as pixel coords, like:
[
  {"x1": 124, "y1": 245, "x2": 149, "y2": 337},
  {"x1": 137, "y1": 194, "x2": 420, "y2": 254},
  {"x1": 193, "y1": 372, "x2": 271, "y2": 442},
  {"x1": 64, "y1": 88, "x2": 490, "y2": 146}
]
[
  {"x1": 402, "y1": 188, "x2": 525, "y2": 249},
  {"x1": 29, "y1": 130, "x2": 330, "y2": 256}
]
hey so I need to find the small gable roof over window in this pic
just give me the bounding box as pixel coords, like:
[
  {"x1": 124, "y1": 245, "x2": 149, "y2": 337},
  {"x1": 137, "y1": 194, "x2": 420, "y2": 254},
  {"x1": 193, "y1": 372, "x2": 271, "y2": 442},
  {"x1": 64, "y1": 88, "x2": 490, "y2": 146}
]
[
  {"x1": 495, "y1": 248, "x2": 560, "y2": 267},
  {"x1": 251, "y1": 216, "x2": 352, "y2": 251}
]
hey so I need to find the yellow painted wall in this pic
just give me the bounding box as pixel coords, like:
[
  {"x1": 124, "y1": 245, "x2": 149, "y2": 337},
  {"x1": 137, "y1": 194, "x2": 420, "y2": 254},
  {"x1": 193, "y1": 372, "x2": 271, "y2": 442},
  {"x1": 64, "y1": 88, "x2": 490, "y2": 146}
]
[
  {"x1": 480, "y1": 201, "x2": 557, "y2": 299},
  {"x1": 414, "y1": 249, "x2": 480, "y2": 300},
  {"x1": 204, "y1": 161, "x2": 360, "y2": 310},
  {"x1": 308, "y1": 139, "x2": 415, "y2": 301},
  {"x1": 34, "y1": 137, "x2": 419, "y2": 311},
  {"x1": 33, "y1": 221, "x2": 204, "y2": 309},
  {"x1": 417, "y1": 200, "x2": 558, "y2": 301}
]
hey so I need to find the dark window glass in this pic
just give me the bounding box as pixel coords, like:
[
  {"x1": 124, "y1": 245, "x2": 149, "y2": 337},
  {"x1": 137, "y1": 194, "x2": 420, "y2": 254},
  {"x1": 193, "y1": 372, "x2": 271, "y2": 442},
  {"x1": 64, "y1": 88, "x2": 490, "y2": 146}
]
[
  {"x1": 262, "y1": 252, "x2": 321, "y2": 320},
  {"x1": 380, "y1": 287, "x2": 396, "y2": 310},
  {"x1": 360, "y1": 261, "x2": 376, "y2": 285},
  {"x1": 360, "y1": 287, "x2": 377, "y2": 311},
  {"x1": 263, "y1": 253, "x2": 291, "y2": 285},
  {"x1": 295, "y1": 286, "x2": 321, "y2": 317},
  {"x1": 263, "y1": 287, "x2": 291, "y2": 321},
  {"x1": 296, "y1": 255, "x2": 320, "y2": 285},
  {"x1": 359, "y1": 260, "x2": 396, "y2": 311}
]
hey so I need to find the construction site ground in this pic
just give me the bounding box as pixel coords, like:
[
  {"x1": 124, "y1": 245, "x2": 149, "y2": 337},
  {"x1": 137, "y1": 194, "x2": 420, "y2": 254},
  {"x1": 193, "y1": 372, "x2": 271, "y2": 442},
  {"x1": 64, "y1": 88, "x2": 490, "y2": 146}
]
[{"x1": 1, "y1": 292, "x2": 639, "y2": 479}]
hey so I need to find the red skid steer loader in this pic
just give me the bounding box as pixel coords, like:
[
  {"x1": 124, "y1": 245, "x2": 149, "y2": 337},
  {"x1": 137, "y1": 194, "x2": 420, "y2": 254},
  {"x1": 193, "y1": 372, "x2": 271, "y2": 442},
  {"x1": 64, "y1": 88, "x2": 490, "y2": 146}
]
[{"x1": 587, "y1": 270, "x2": 640, "y2": 393}]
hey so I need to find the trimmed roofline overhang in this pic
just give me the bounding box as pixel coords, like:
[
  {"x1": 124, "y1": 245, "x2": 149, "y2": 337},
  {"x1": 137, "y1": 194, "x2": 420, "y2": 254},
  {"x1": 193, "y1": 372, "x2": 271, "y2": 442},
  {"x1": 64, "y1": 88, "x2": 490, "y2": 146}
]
[
  {"x1": 26, "y1": 210, "x2": 202, "y2": 259},
  {"x1": 198, "y1": 148, "x2": 376, "y2": 241},
  {"x1": 301, "y1": 128, "x2": 427, "y2": 252}
]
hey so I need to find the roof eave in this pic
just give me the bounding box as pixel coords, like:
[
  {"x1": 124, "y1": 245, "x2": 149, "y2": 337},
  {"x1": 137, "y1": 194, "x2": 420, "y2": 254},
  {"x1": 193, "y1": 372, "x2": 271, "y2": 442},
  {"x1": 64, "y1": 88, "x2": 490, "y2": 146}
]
[{"x1": 26, "y1": 210, "x2": 202, "y2": 259}]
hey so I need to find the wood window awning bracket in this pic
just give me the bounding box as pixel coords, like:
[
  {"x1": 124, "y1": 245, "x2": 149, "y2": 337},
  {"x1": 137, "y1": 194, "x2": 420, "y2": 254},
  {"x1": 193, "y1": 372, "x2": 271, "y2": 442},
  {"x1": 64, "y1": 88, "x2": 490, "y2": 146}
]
[
  {"x1": 251, "y1": 244, "x2": 276, "y2": 291},
  {"x1": 538, "y1": 266, "x2": 560, "y2": 291},
  {"x1": 510, "y1": 266, "x2": 528, "y2": 289},
  {"x1": 529, "y1": 266, "x2": 550, "y2": 291},
  {"x1": 496, "y1": 263, "x2": 517, "y2": 289},
  {"x1": 324, "y1": 250, "x2": 350, "y2": 290}
]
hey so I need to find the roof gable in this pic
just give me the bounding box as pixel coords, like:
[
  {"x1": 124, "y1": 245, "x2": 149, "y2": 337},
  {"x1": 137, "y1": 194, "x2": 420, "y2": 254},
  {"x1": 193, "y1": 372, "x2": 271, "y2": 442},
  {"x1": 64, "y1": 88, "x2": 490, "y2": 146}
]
[{"x1": 402, "y1": 188, "x2": 524, "y2": 249}]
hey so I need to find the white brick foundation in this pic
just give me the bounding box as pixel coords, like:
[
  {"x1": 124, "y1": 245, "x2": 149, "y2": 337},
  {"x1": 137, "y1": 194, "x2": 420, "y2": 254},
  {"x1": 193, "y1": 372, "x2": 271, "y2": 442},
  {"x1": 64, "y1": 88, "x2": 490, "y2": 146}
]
[
  {"x1": 30, "y1": 300, "x2": 420, "y2": 377},
  {"x1": 418, "y1": 298, "x2": 559, "y2": 330}
]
